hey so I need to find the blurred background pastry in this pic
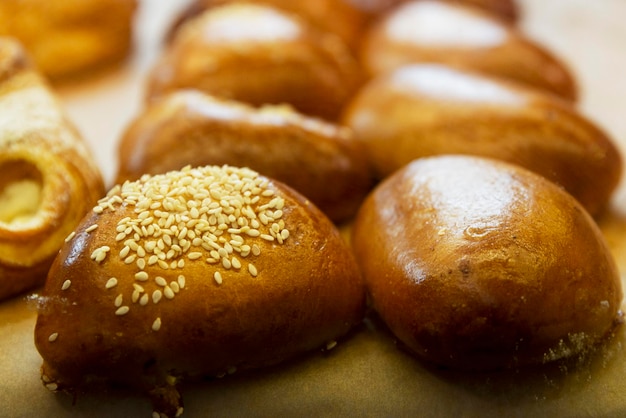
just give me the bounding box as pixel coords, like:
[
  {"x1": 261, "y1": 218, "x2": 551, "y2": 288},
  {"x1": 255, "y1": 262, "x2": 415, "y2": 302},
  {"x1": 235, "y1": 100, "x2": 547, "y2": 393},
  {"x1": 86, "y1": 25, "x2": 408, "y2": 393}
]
[
  {"x1": 0, "y1": 0, "x2": 137, "y2": 82},
  {"x1": 116, "y1": 90, "x2": 374, "y2": 224}
]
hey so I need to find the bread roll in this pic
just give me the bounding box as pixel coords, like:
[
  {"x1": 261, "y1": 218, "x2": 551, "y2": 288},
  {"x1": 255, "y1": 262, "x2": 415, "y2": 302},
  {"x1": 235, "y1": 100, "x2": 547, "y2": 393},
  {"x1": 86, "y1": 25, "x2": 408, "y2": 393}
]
[
  {"x1": 116, "y1": 91, "x2": 373, "y2": 223},
  {"x1": 146, "y1": 3, "x2": 364, "y2": 121},
  {"x1": 35, "y1": 165, "x2": 366, "y2": 417},
  {"x1": 341, "y1": 64, "x2": 621, "y2": 216},
  {"x1": 0, "y1": 0, "x2": 137, "y2": 81},
  {"x1": 170, "y1": 0, "x2": 372, "y2": 51},
  {"x1": 359, "y1": 0, "x2": 577, "y2": 101},
  {"x1": 352, "y1": 155, "x2": 623, "y2": 370},
  {"x1": 0, "y1": 38, "x2": 105, "y2": 300}
]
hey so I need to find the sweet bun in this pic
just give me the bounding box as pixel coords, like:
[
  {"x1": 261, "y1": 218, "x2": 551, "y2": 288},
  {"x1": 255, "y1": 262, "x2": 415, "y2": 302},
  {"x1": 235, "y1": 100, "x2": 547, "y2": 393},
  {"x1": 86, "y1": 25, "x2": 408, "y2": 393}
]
[
  {"x1": 341, "y1": 64, "x2": 621, "y2": 216},
  {"x1": 116, "y1": 91, "x2": 373, "y2": 224},
  {"x1": 0, "y1": 38, "x2": 104, "y2": 300},
  {"x1": 0, "y1": 0, "x2": 137, "y2": 81},
  {"x1": 170, "y1": 0, "x2": 372, "y2": 52},
  {"x1": 146, "y1": 3, "x2": 364, "y2": 121},
  {"x1": 351, "y1": 155, "x2": 623, "y2": 370},
  {"x1": 359, "y1": 0, "x2": 577, "y2": 101},
  {"x1": 35, "y1": 165, "x2": 366, "y2": 417}
]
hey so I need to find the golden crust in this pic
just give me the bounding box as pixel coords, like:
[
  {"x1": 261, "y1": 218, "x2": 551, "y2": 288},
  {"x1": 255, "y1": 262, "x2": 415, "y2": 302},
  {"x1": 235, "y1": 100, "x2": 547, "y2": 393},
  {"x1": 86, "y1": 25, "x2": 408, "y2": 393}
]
[
  {"x1": 0, "y1": 0, "x2": 137, "y2": 81},
  {"x1": 35, "y1": 165, "x2": 366, "y2": 415},
  {"x1": 0, "y1": 38, "x2": 105, "y2": 300},
  {"x1": 116, "y1": 91, "x2": 374, "y2": 223},
  {"x1": 352, "y1": 155, "x2": 623, "y2": 370},
  {"x1": 146, "y1": 3, "x2": 364, "y2": 121},
  {"x1": 359, "y1": 0, "x2": 576, "y2": 101},
  {"x1": 341, "y1": 64, "x2": 621, "y2": 216}
]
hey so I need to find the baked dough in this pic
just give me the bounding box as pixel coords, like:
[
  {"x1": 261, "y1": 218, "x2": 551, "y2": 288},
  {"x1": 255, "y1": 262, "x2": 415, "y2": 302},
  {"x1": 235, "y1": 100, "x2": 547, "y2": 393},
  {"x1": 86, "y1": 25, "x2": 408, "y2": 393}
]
[
  {"x1": 35, "y1": 165, "x2": 366, "y2": 417},
  {"x1": 359, "y1": 0, "x2": 577, "y2": 101},
  {"x1": 352, "y1": 155, "x2": 623, "y2": 370},
  {"x1": 146, "y1": 3, "x2": 364, "y2": 121},
  {"x1": 116, "y1": 91, "x2": 374, "y2": 224},
  {"x1": 0, "y1": 38, "x2": 105, "y2": 300},
  {"x1": 341, "y1": 64, "x2": 621, "y2": 216},
  {"x1": 0, "y1": 0, "x2": 137, "y2": 81}
]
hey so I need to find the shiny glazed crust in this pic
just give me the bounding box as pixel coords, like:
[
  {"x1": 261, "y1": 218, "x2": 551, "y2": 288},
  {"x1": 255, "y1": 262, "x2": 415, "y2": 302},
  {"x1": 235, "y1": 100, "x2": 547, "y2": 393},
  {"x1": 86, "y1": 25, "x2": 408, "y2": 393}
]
[
  {"x1": 35, "y1": 165, "x2": 366, "y2": 416},
  {"x1": 359, "y1": 0, "x2": 577, "y2": 101},
  {"x1": 352, "y1": 155, "x2": 623, "y2": 370},
  {"x1": 116, "y1": 91, "x2": 374, "y2": 223},
  {"x1": 341, "y1": 64, "x2": 621, "y2": 216},
  {"x1": 146, "y1": 3, "x2": 364, "y2": 121},
  {"x1": 0, "y1": 0, "x2": 137, "y2": 81},
  {"x1": 0, "y1": 38, "x2": 105, "y2": 300}
]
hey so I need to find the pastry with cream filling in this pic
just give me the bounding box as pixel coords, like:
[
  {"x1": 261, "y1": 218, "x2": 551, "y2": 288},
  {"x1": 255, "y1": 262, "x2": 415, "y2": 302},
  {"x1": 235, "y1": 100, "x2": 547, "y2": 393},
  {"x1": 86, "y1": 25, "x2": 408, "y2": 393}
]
[{"x1": 0, "y1": 37, "x2": 104, "y2": 300}]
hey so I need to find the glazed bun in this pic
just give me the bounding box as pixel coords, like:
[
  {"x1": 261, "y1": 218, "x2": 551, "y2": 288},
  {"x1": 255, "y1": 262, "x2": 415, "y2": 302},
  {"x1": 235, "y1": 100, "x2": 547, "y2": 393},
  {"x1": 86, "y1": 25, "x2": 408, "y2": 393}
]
[
  {"x1": 171, "y1": 0, "x2": 372, "y2": 51},
  {"x1": 116, "y1": 91, "x2": 373, "y2": 223},
  {"x1": 352, "y1": 155, "x2": 623, "y2": 370},
  {"x1": 146, "y1": 3, "x2": 363, "y2": 121},
  {"x1": 0, "y1": 0, "x2": 137, "y2": 81},
  {"x1": 341, "y1": 64, "x2": 622, "y2": 216},
  {"x1": 35, "y1": 165, "x2": 365, "y2": 417},
  {"x1": 359, "y1": 0, "x2": 577, "y2": 101}
]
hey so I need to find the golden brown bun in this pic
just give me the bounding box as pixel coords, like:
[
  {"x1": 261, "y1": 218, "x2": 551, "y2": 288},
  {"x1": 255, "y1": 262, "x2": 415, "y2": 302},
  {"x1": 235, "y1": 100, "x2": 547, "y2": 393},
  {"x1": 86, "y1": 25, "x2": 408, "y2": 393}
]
[
  {"x1": 116, "y1": 91, "x2": 374, "y2": 224},
  {"x1": 171, "y1": 0, "x2": 372, "y2": 51},
  {"x1": 341, "y1": 64, "x2": 621, "y2": 216},
  {"x1": 352, "y1": 155, "x2": 623, "y2": 370},
  {"x1": 35, "y1": 165, "x2": 366, "y2": 417},
  {"x1": 0, "y1": 0, "x2": 137, "y2": 81},
  {"x1": 361, "y1": 0, "x2": 520, "y2": 23},
  {"x1": 359, "y1": 1, "x2": 576, "y2": 101},
  {"x1": 146, "y1": 3, "x2": 364, "y2": 121},
  {"x1": 0, "y1": 38, "x2": 105, "y2": 300}
]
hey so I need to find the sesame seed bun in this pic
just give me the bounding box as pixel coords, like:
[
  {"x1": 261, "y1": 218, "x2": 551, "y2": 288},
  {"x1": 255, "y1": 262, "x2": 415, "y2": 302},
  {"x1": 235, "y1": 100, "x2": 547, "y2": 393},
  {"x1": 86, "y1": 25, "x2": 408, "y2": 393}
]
[{"x1": 35, "y1": 165, "x2": 365, "y2": 416}]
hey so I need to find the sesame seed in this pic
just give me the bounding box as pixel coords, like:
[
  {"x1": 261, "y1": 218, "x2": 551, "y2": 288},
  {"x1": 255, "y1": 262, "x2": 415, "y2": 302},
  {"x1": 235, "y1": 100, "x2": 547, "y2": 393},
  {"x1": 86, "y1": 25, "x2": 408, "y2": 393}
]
[
  {"x1": 135, "y1": 271, "x2": 149, "y2": 281},
  {"x1": 152, "y1": 317, "x2": 162, "y2": 331},
  {"x1": 326, "y1": 341, "x2": 338, "y2": 350},
  {"x1": 188, "y1": 252, "x2": 202, "y2": 260},
  {"x1": 115, "y1": 294, "x2": 123, "y2": 307},
  {"x1": 177, "y1": 275, "x2": 186, "y2": 289},
  {"x1": 155, "y1": 276, "x2": 167, "y2": 287},
  {"x1": 64, "y1": 231, "x2": 76, "y2": 243},
  {"x1": 48, "y1": 332, "x2": 59, "y2": 342},
  {"x1": 115, "y1": 306, "x2": 130, "y2": 316},
  {"x1": 139, "y1": 294, "x2": 149, "y2": 306},
  {"x1": 153, "y1": 290, "x2": 163, "y2": 304},
  {"x1": 164, "y1": 286, "x2": 175, "y2": 299},
  {"x1": 105, "y1": 277, "x2": 118, "y2": 289},
  {"x1": 214, "y1": 271, "x2": 223, "y2": 285},
  {"x1": 61, "y1": 280, "x2": 71, "y2": 291},
  {"x1": 45, "y1": 382, "x2": 59, "y2": 391},
  {"x1": 248, "y1": 263, "x2": 258, "y2": 277},
  {"x1": 85, "y1": 224, "x2": 98, "y2": 233},
  {"x1": 170, "y1": 281, "x2": 180, "y2": 293}
]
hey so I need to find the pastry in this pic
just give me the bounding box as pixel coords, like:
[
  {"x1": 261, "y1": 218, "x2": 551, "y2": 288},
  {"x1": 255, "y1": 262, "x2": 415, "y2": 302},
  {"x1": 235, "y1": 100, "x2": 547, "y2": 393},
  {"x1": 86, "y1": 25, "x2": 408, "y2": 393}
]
[
  {"x1": 146, "y1": 3, "x2": 364, "y2": 121},
  {"x1": 359, "y1": 0, "x2": 577, "y2": 101},
  {"x1": 35, "y1": 165, "x2": 366, "y2": 417},
  {"x1": 168, "y1": 0, "x2": 372, "y2": 52},
  {"x1": 0, "y1": 38, "x2": 105, "y2": 300},
  {"x1": 341, "y1": 64, "x2": 621, "y2": 216},
  {"x1": 0, "y1": 0, "x2": 137, "y2": 81},
  {"x1": 352, "y1": 155, "x2": 623, "y2": 370},
  {"x1": 116, "y1": 91, "x2": 374, "y2": 224}
]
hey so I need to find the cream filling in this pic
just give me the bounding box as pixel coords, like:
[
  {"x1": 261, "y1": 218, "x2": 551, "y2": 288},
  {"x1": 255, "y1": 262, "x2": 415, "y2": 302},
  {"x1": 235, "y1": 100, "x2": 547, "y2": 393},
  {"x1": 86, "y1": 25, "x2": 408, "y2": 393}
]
[{"x1": 0, "y1": 179, "x2": 43, "y2": 225}]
